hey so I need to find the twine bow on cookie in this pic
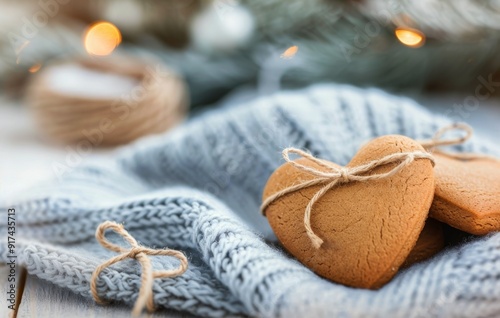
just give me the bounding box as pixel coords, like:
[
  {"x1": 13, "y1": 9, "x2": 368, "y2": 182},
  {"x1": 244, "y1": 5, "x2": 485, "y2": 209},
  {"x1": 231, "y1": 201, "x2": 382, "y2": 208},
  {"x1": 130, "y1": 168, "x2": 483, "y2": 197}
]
[
  {"x1": 260, "y1": 148, "x2": 435, "y2": 249},
  {"x1": 90, "y1": 221, "x2": 188, "y2": 317},
  {"x1": 419, "y1": 122, "x2": 496, "y2": 160}
]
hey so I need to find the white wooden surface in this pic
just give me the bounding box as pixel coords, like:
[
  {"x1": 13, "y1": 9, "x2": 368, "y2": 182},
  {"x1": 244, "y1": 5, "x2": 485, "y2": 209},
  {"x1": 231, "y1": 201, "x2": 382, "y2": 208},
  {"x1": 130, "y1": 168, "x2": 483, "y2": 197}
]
[
  {"x1": 1, "y1": 265, "x2": 25, "y2": 318},
  {"x1": 0, "y1": 266, "x2": 14, "y2": 317},
  {"x1": 0, "y1": 265, "x2": 188, "y2": 318},
  {"x1": 16, "y1": 274, "x2": 188, "y2": 318},
  {"x1": 0, "y1": 97, "x2": 114, "y2": 200}
]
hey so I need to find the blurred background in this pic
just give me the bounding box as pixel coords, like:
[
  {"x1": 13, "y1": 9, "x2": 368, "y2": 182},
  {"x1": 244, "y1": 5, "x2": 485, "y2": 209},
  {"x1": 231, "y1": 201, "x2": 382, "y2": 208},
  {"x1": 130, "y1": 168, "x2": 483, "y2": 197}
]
[{"x1": 1, "y1": 0, "x2": 500, "y2": 197}]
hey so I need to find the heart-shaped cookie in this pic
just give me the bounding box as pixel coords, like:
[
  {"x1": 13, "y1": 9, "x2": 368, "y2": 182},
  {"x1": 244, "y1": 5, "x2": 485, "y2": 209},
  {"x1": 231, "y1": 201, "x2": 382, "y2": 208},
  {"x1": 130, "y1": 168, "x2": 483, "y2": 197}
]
[
  {"x1": 262, "y1": 135, "x2": 435, "y2": 289},
  {"x1": 430, "y1": 153, "x2": 500, "y2": 235}
]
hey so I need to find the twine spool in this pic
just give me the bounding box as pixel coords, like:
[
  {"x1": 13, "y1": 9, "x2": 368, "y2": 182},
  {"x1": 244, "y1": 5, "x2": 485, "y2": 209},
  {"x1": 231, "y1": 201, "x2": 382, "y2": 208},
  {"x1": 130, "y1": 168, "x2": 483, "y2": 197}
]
[{"x1": 27, "y1": 56, "x2": 188, "y2": 146}]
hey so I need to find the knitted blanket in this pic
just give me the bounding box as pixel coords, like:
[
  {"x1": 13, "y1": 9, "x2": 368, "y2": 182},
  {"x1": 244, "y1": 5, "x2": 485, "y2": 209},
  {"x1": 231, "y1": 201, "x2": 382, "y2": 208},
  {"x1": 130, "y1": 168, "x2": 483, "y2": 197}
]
[{"x1": 2, "y1": 84, "x2": 500, "y2": 317}]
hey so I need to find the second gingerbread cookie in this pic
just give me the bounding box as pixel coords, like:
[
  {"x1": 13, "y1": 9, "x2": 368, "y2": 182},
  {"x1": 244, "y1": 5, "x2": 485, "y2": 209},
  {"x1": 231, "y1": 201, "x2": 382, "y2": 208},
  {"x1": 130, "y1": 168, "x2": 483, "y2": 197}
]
[{"x1": 430, "y1": 153, "x2": 500, "y2": 235}]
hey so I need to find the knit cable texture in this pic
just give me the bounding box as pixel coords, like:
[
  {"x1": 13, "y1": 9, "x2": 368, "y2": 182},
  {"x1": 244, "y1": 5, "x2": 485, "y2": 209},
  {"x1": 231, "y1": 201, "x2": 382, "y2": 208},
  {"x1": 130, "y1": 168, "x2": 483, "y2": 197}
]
[{"x1": 1, "y1": 84, "x2": 500, "y2": 318}]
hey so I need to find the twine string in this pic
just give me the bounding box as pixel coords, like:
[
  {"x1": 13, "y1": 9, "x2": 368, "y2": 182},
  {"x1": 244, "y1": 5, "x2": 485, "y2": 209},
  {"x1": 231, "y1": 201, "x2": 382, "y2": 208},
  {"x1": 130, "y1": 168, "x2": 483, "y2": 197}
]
[
  {"x1": 419, "y1": 122, "x2": 473, "y2": 150},
  {"x1": 260, "y1": 148, "x2": 435, "y2": 249},
  {"x1": 419, "y1": 122, "x2": 496, "y2": 160},
  {"x1": 90, "y1": 221, "x2": 188, "y2": 317},
  {"x1": 28, "y1": 58, "x2": 187, "y2": 146}
]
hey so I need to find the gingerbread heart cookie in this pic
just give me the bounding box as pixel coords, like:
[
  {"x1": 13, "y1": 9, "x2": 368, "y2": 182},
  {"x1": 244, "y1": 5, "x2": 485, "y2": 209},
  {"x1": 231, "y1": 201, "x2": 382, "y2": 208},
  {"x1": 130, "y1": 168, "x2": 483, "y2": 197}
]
[
  {"x1": 430, "y1": 153, "x2": 500, "y2": 235},
  {"x1": 262, "y1": 135, "x2": 435, "y2": 289}
]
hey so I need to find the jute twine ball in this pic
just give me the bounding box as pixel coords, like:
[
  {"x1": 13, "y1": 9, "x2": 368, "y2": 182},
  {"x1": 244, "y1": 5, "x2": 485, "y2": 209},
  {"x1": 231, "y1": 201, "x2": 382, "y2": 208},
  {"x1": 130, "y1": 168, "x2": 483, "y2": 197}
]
[{"x1": 27, "y1": 56, "x2": 188, "y2": 146}]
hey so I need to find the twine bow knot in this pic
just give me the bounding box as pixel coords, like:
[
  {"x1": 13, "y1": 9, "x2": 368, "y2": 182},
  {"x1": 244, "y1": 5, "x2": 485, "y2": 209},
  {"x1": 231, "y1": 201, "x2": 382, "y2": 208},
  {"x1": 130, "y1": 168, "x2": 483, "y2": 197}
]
[
  {"x1": 127, "y1": 247, "x2": 145, "y2": 258},
  {"x1": 338, "y1": 168, "x2": 351, "y2": 183},
  {"x1": 91, "y1": 221, "x2": 188, "y2": 317}
]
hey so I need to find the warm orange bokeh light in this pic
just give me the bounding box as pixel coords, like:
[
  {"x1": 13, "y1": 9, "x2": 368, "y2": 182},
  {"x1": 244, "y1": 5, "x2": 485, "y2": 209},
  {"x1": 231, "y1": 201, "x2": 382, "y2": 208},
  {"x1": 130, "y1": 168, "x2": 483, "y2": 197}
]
[
  {"x1": 84, "y1": 22, "x2": 122, "y2": 56},
  {"x1": 281, "y1": 45, "x2": 299, "y2": 59},
  {"x1": 28, "y1": 63, "x2": 42, "y2": 73},
  {"x1": 395, "y1": 28, "x2": 425, "y2": 48}
]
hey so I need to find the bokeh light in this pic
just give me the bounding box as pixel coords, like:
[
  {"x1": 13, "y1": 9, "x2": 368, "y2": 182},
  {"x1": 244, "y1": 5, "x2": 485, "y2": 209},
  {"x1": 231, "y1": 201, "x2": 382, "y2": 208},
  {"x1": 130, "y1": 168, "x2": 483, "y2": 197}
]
[
  {"x1": 28, "y1": 63, "x2": 42, "y2": 73},
  {"x1": 84, "y1": 21, "x2": 122, "y2": 56},
  {"x1": 281, "y1": 45, "x2": 299, "y2": 59},
  {"x1": 395, "y1": 28, "x2": 425, "y2": 48}
]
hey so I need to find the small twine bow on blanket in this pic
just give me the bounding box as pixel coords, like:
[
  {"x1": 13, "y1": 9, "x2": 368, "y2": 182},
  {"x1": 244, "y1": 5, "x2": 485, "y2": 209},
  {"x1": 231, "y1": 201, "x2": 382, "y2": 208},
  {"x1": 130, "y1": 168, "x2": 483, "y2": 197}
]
[
  {"x1": 261, "y1": 123, "x2": 489, "y2": 249},
  {"x1": 91, "y1": 221, "x2": 188, "y2": 316}
]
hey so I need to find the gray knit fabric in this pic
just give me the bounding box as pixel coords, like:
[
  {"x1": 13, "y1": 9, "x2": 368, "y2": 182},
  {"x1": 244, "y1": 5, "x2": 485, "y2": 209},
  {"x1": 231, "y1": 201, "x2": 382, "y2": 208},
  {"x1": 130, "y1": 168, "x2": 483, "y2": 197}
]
[{"x1": 2, "y1": 84, "x2": 500, "y2": 317}]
